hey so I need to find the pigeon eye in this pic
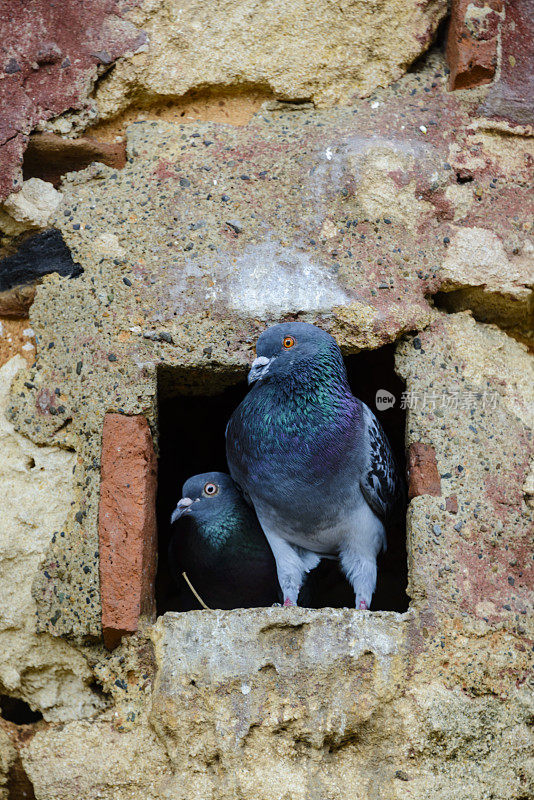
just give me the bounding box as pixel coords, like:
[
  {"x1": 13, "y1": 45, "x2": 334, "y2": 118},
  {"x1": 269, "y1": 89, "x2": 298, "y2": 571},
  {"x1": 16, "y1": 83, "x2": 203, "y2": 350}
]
[
  {"x1": 283, "y1": 336, "x2": 295, "y2": 349},
  {"x1": 203, "y1": 482, "x2": 219, "y2": 496}
]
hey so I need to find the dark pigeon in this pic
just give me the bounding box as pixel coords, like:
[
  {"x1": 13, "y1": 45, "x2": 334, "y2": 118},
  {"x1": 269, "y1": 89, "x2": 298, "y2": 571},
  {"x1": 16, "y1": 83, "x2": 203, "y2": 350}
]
[
  {"x1": 226, "y1": 322, "x2": 404, "y2": 609},
  {"x1": 168, "y1": 471, "x2": 280, "y2": 609}
]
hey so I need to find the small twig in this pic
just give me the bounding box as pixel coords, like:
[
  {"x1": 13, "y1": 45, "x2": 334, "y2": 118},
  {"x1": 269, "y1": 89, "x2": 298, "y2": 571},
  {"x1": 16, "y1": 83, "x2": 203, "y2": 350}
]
[{"x1": 182, "y1": 571, "x2": 211, "y2": 610}]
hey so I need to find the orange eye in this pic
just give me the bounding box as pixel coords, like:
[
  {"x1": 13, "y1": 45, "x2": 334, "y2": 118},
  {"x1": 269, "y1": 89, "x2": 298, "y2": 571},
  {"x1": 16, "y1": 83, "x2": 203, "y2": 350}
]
[
  {"x1": 283, "y1": 336, "x2": 295, "y2": 349},
  {"x1": 203, "y1": 482, "x2": 218, "y2": 496}
]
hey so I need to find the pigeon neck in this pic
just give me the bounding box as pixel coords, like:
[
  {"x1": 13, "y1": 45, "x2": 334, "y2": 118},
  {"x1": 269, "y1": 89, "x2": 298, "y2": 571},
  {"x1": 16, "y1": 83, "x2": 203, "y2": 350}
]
[
  {"x1": 195, "y1": 504, "x2": 246, "y2": 551},
  {"x1": 283, "y1": 352, "x2": 351, "y2": 398}
]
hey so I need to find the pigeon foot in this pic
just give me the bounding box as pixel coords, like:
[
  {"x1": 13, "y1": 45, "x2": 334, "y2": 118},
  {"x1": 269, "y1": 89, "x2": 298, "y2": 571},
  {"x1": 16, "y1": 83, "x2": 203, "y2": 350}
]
[
  {"x1": 283, "y1": 597, "x2": 295, "y2": 607},
  {"x1": 358, "y1": 599, "x2": 368, "y2": 610}
]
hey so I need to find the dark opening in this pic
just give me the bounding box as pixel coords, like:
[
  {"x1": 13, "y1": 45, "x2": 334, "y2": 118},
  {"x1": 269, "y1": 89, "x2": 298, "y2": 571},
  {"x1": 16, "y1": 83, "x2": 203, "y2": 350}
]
[
  {"x1": 405, "y1": 13, "x2": 450, "y2": 73},
  {"x1": 456, "y1": 172, "x2": 473, "y2": 184},
  {"x1": 0, "y1": 229, "x2": 83, "y2": 294},
  {"x1": 0, "y1": 695, "x2": 43, "y2": 725},
  {"x1": 156, "y1": 344, "x2": 408, "y2": 615},
  {"x1": 22, "y1": 133, "x2": 126, "y2": 187}
]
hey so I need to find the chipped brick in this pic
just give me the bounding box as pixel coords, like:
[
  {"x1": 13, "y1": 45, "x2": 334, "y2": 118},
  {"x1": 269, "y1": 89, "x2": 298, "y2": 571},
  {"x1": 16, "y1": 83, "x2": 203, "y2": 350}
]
[
  {"x1": 98, "y1": 413, "x2": 157, "y2": 649},
  {"x1": 407, "y1": 442, "x2": 442, "y2": 500}
]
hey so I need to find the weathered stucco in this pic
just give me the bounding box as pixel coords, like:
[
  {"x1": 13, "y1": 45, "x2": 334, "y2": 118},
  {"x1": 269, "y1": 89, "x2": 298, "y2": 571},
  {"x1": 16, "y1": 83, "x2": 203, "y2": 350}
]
[
  {"x1": 0, "y1": 0, "x2": 144, "y2": 201},
  {"x1": 88, "y1": 0, "x2": 448, "y2": 119},
  {"x1": 23, "y1": 712, "x2": 169, "y2": 800},
  {"x1": 2, "y1": 51, "x2": 527, "y2": 645},
  {"x1": 436, "y1": 225, "x2": 533, "y2": 334},
  {"x1": 0, "y1": 356, "x2": 105, "y2": 722},
  {"x1": 0, "y1": 178, "x2": 62, "y2": 239},
  {"x1": 0, "y1": 723, "x2": 16, "y2": 800}
]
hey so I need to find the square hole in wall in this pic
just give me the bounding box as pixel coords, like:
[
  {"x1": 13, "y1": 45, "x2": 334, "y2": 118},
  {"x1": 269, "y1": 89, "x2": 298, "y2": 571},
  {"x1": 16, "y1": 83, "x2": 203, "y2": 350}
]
[{"x1": 156, "y1": 344, "x2": 408, "y2": 615}]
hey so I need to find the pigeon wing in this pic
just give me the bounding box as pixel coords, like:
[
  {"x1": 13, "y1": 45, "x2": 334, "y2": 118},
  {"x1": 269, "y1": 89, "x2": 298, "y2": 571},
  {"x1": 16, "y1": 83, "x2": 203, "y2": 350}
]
[
  {"x1": 225, "y1": 413, "x2": 254, "y2": 505},
  {"x1": 359, "y1": 404, "x2": 403, "y2": 528}
]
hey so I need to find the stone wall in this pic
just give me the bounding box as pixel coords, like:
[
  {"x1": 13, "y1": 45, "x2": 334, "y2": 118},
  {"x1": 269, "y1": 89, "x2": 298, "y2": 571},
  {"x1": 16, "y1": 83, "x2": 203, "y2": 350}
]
[{"x1": 0, "y1": 1, "x2": 532, "y2": 798}]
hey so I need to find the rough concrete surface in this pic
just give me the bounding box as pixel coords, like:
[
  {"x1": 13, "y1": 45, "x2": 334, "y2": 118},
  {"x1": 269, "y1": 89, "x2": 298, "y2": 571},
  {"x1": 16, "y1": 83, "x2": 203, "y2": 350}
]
[
  {"x1": 18, "y1": 598, "x2": 534, "y2": 800},
  {"x1": 397, "y1": 313, "x2": 532, "y2": 622},
  {"x1": 92, "y1": 0, "x2": 447, "y2": 118},
  {"x1": 150, "y1": 608, "x2": 410, "y2": 799},
  {"x1": 7, "y1": 51, "x2": 531, "y2": 640},
  {"x1": 0, "y1": 356, "x2": 105, "y2": 722},
  {"x1": 22, "y1": 713, "x2": 170, "y2": 800}
]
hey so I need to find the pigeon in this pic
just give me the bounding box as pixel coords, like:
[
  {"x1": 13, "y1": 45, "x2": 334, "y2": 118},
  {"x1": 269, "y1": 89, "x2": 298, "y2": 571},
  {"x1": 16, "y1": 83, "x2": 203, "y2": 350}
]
[
  {"x1": 226, "y1": 322, "x2": 404, "y2": 609},
  {"x1": 168, "y1": 471, "x2": 280, "y2": 609}
]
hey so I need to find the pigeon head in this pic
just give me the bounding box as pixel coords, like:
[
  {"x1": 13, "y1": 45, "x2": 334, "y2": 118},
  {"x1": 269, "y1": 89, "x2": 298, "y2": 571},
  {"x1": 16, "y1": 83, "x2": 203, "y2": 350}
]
[
  {"x1": 171, "y1": 471, "x2": 242, "y2": 524},
  {"x1": 248, "y1": 321, "x2": 346, "y2": 385}
]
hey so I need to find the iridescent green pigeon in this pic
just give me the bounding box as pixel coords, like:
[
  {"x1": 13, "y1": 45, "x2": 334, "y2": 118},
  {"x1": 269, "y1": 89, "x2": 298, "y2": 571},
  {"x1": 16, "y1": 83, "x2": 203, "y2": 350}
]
[
  {"x1": 226, "y1": 322, "x2": 404, "y2": 609},
  {"x1": 169, "y1": 472, "x2": 279, "y2": 609}
]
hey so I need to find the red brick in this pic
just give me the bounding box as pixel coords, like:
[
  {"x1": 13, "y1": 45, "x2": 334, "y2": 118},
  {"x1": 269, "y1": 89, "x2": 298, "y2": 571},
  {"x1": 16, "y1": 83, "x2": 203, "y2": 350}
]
[
  {"x1": 0, "y1": 0, "x2": 144, "y2": 201},
  {"x1": 98, "y1": 413, "x2": 157, "y2": 649},
  {"x1": 407, "y1": 442, "x2": 442, "y2": 500},
  {"x1": 446, "y1": 0, "x2": 503, "y2": 90},
  {"x1": 479, "y1": 0, "x2": 534, "y2": 126}
]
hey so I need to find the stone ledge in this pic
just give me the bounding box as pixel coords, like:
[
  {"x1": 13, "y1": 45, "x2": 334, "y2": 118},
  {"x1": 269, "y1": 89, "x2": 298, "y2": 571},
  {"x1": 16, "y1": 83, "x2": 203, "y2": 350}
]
[
  {"x1": 151, "y1": 607, "x2": 412, "y2": 759},
  {"x1": 154, "y1": 607, "x2": 411, "y2": 673}
]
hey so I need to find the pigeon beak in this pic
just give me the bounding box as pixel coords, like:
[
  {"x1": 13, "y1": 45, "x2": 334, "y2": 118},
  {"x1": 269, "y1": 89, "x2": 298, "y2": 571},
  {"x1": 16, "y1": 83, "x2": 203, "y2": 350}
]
[
  {"x1": 170, "y1": 497, "x2": 194, "y2": 523},
  {"x1": 248, "y1": 355, "x2": 272, "y2": 385}
]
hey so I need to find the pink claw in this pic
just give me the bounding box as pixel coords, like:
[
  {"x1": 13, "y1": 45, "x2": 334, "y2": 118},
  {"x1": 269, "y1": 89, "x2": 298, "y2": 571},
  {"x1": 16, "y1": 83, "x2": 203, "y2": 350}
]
[
  {"x1": 358, "y1": 600, "x2": 368, "y2": 610},
  {"x1": 283, "y1": 597, "x2": 294, "y2": 607}
]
